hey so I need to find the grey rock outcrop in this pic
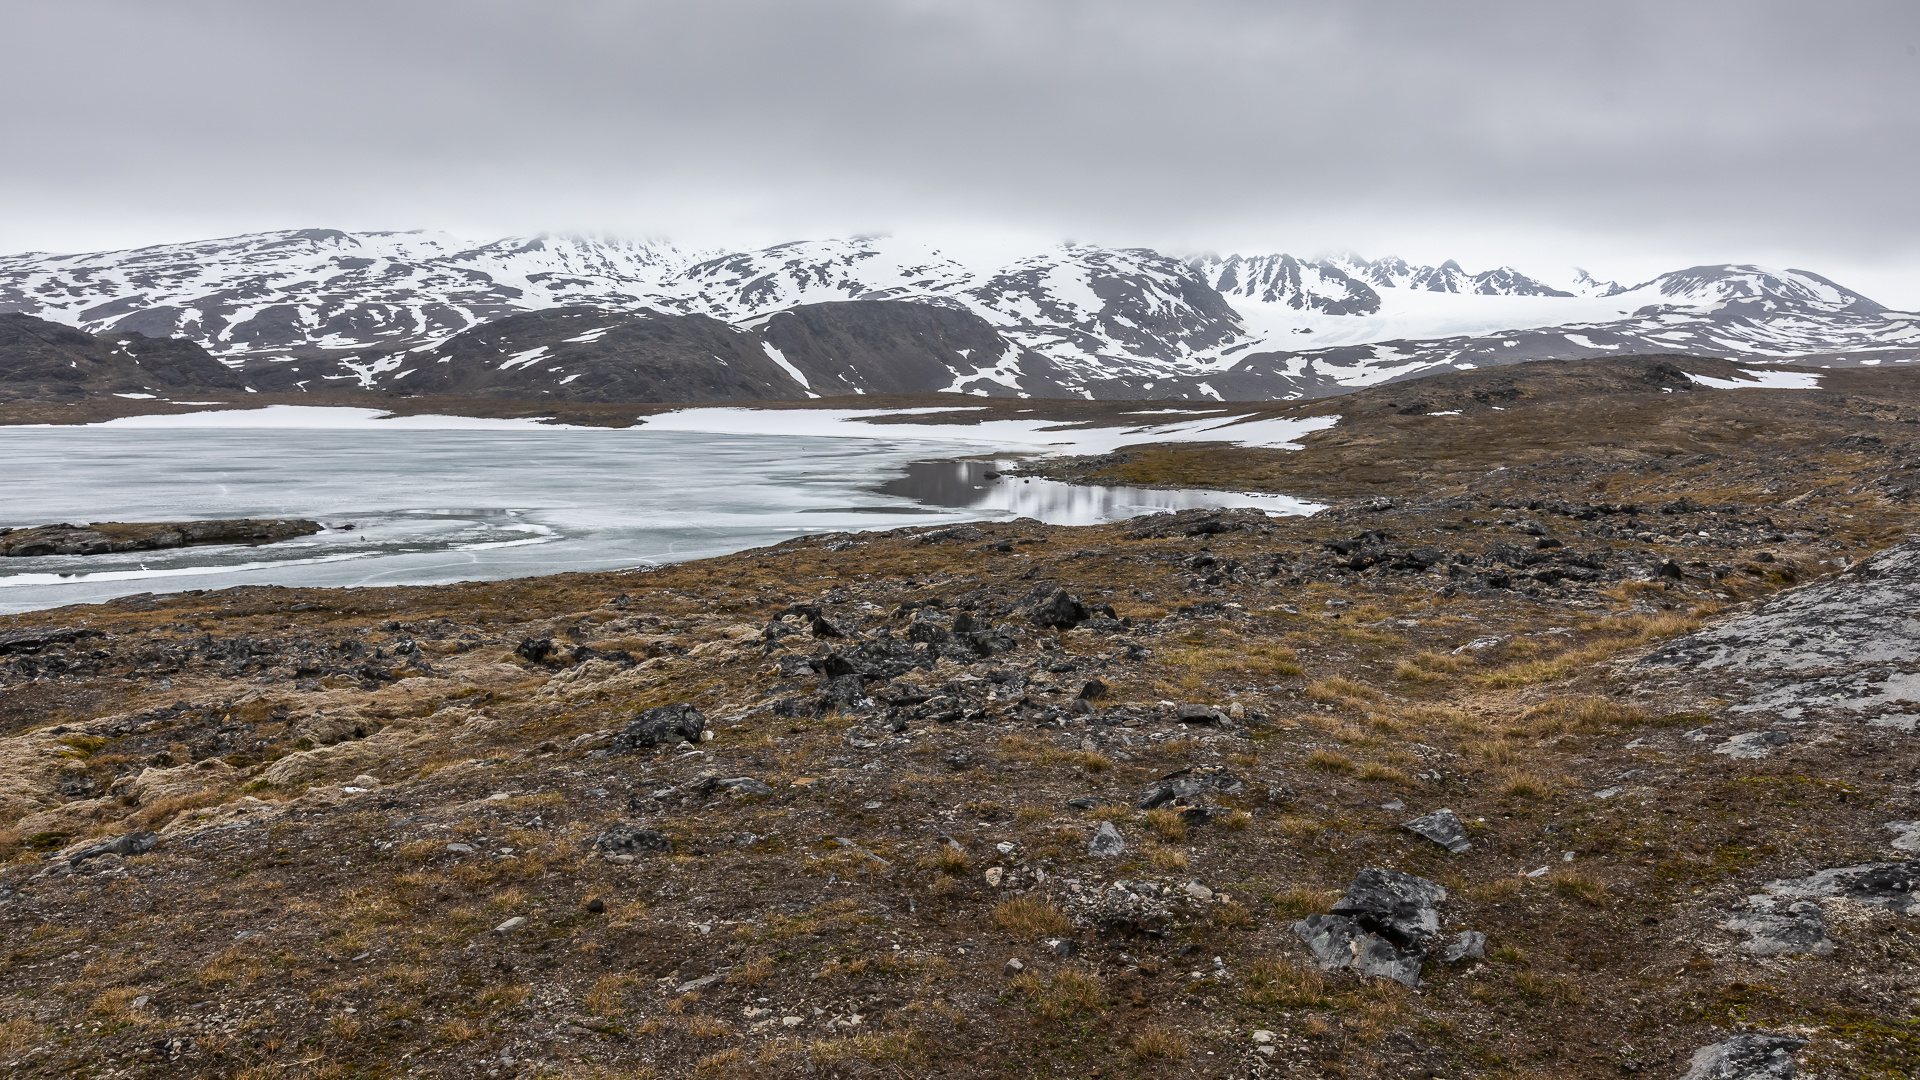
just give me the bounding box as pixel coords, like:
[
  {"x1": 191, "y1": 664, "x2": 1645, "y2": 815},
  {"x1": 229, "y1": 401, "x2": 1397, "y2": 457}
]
[
  {"x1": 1679, "y1": 1034, "x2": 1806, "y2": 1080},
  {"x1": 1403, "y1": 808, "x2": 1472, "y2": 854},
  {"x1": 1292, "y1": 868, "x2": 1448, "y2": 987}
]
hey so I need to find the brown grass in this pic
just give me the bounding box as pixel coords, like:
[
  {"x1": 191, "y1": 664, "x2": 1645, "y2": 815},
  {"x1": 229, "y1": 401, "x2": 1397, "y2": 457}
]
[
  {"x1": 1550, "y1": 870, "x2": 1611, "y2": 907},
  {"x1": 1356, "y1": 762, "x2": 1417, "y2": 787},
  {"x1": 1305, "y1": 749, "x2": 1357, "y2": 774},
  {"x1": 1272, "y1": 885, "x2": 1337, "y2": 920},
  {"x1": 1242, "y1": 958, "x2": 1330, "y2": 1008},
  {"x1": 1306, "y1": 676, "x2": 1381, "y2": 705},
  {"x1": 991, "y1": 895, "x2": 1072, "y2": 937},
  {"x1": 1143, "y1": 807, "x2": 1188, "y2": 842},
  {"x1": 1129, "y1": 1025, "x2": 1187, "y2": 1060},
  {"x1": 1010, "y1": 968, "x2": 1106, "y2": 1021},
  {"x1": 1499, "y1": 769, "x2": 1554, "y2": 800}
]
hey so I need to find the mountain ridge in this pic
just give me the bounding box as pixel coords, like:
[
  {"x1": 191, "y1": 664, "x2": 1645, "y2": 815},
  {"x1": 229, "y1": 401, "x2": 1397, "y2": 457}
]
[{"x1": 3, "y1": 230, "x2": 1916, "y2": 402}]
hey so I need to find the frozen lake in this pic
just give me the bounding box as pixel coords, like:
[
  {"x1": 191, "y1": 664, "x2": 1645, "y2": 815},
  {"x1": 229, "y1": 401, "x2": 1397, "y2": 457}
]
[{"x1": 0, "y1": 420, "x2": 1320, "y2": 614}]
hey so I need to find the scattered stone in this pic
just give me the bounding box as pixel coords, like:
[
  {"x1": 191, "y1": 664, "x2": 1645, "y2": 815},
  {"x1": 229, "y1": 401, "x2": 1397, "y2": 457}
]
[
  {"x1": 445, "y1": 843, "x2": 475, "y2": 854},
  {"x1": 1885, "y1": 821, "x2": 1920, "y2": 852},
  {"x1": 493, "y1": 917, "x2": 526, "y2": 934},
  {"x1": 676, "y1": 974, "x2": 724, "y2": 994},
  {"x1": 1723, "y1": 899, "x2": 1833, "y2": 956},
  {"x1": 1066, "y1": 797, "x2": 1097, "y2": 810},
  {"x1": 1049, "y1": 938, "x2": 1079, "y2": 957},
  {"x1": 585, "y1": 897, "x2": 606, "y2": 914},
  {"x1": 1679, "y1": 1034, "x2": 1807, "y2": 1080},
  {"x1": 782, "y1": 1016, "x2": 804, "y2": 1027},
  {"x1": 944, "y1": 748, "x2": 974, "y2": 771},
  {"x1": 984, "y1": 867, "x2": 1004, "y2": 887},
  {"x1": 1442, "y1": 930, "x2": 1486, "y2": 962},
  {"x1": 1183, "y1": 881, "x2": 1214, "y2": 901},
  {"x1": 1003, "y1": 957, "x2": 1025, "y2": 976},
  {"x1": 1403, "y1": 808, "x2": 1472, "y2": 854},
  {"x1": 592, "y1": 827, "x2": 672, "y2": 857},
  {"x1": 1136, "y1": 765, "x2": 1246, "y2": 810},
  {"x1": 1715, "y1": 731, "x2": 1790, "y2": 759},
  {"x1": 1251, "y1": 1029, "x2": 1275, "y2": 1044},
  {"x1": 611, "y1": 703, "x2": 707, "y2": 751},
  {"x1": 1089, "y1": 821, "x2": 1126, "y2": 858}
]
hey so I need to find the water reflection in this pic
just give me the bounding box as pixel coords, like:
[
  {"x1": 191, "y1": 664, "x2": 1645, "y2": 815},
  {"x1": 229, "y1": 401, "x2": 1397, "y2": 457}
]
[{"x1": 875, "y1": 459, "x2": 1321, "y2": 525}]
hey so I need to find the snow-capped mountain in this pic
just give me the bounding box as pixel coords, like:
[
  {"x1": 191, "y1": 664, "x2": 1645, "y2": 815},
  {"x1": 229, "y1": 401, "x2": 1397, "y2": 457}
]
[{"x1": 2, "y1": 229, "x2": 1916, "y2": 402}]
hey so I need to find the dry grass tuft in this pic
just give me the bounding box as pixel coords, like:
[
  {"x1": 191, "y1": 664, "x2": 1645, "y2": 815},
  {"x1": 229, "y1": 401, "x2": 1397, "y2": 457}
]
[
  {"x1": 1010, "y1": 968, "x2": 1107, "y2": 1021},
  {"x1": 1357, "y1": 762, "x2": 1417, "y2": 787},
  {"x1": 922, "y1": 844, "x2": 970, "y2": 876},
  {"x1": 1272, "y1": 885, "x2": 1337, "y2": 919},
  {"x1": 1305, "y1": 749, "x2": 1357, "y2": 774},
  {"x1": 1147, "y1": 845, "x2": 1190, "y2": 872},
  {"x1": 1129, "y1": 1025, "x2": 1187, "y2": 1060},
  {"x1": 1499, "y1": 769, "x2": 1554, "y2": 800},
  {"x1": 991, "y1": 895, "x2": 1072, "y2": 937},
  {"x1": 1550, "y1": 870, "x2": 1611, "y2": 907},
  {"x1": 1306, "y1": 676, "x2": 1382, "y2": 706},
  {"x1": 1143, "y1": 807, "x2": 1188, "y2": 842},
  {"x1": 1242, "y1": 958, "x2": 1330, "y2": 1008}
]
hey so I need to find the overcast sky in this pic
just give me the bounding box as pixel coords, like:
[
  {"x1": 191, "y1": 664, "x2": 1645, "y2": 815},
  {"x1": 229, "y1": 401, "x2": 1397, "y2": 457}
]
[{"x1": 4, "y1": 1, "x2": 1918, "y2": 302}]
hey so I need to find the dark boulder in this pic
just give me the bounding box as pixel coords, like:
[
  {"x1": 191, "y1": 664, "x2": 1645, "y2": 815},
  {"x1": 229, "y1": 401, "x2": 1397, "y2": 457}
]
[
  {"x1": 1137, "y1": 765, "x2": 1246, "y2": 810},
  {"x1": 611, "y1": 703, "x2": 707, "y2": 752},
  {"x1": 593, "y1": 827, "x2": 671, "y2": 856},
  {"x1": 1029, "y1": 588, "x2": 1089, "y2": 629}
]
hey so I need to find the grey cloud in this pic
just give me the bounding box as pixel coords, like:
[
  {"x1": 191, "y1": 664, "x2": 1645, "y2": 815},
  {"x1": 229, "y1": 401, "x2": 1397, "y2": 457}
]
[{"x1": 2, "y1": 0, "x2": 1916, "y2": 296}]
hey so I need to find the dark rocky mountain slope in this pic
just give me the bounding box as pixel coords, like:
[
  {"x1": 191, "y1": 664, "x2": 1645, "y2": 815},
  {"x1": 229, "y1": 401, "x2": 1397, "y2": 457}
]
[{"x1": 0, "y1": 313, "x2": 245, "y2": 403}]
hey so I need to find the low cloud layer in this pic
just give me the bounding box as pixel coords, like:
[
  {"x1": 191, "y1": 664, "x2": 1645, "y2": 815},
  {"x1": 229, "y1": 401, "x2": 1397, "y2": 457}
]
[{"x1": 5, "y1": 1, "x2": 1918, "y2": 300}]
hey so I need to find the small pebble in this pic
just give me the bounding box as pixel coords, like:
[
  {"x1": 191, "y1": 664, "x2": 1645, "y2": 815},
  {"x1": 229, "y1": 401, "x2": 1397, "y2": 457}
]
[{"x1": 586, "y1": 897, "x2": 606, "y2": 914}]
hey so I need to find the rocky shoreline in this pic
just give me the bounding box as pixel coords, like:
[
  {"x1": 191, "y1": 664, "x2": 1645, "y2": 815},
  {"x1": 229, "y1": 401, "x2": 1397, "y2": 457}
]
[{"x1": 0, "y1": 519, "x2": 323, "y2": 558}]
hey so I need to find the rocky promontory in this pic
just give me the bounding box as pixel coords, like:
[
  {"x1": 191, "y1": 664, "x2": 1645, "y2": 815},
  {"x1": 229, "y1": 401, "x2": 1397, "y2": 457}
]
[{"x1": 0, "y1": 519, "x2": 322, "y2": 557}]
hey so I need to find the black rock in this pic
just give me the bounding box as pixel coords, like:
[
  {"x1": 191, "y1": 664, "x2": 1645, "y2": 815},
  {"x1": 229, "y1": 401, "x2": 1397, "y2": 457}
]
[
  {"x1": 1174, "y1": 703, "x2": 1227, "y2": 726},
  {"x1": 1293, "y1": 913, "x2": 1427, "y2": 987},
  {"x1": 67, "y1": 831, "x2": 159, "y2": 866},
  {"x1": 1329, "y1": 867, "x2": 1447, "y2": 947},
  {"x1": 1029, "y1": 588, "x2": 1090, "y2": 630},
  {"x1": 611, "y1": 703, "x2": 707, "y2": 752},
  {"x1": 775, "y1": 654, "x2": 817, "y2": 678},
  {"x1": 586, "y1": 897, "x2": 606, "y2": 914},
  {"x1": 1403, "y1": 808, "x2": 1472, "y2": 854},
  {"x1": 818, "y1": 673, "x2": 867, "y2": 710},
  {"x1": 593, "y1": 827, "x2": 671, "y2": 856},
  {"x1": 944, "y1": 748, "x2": 975, "y2": 771},
  {"x1": 515, "y1": 637, "x2": 556, "y2": 663},
  {"x1": 1137, "y1": 765, "x2": 1246, "y2": 810},
  {"x1": 1066, "y1": 797, "x2": 1098, "y2": 810},
  {"x1": 1657, "y1": 558, "x2": 1685, "y2": 580}
]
